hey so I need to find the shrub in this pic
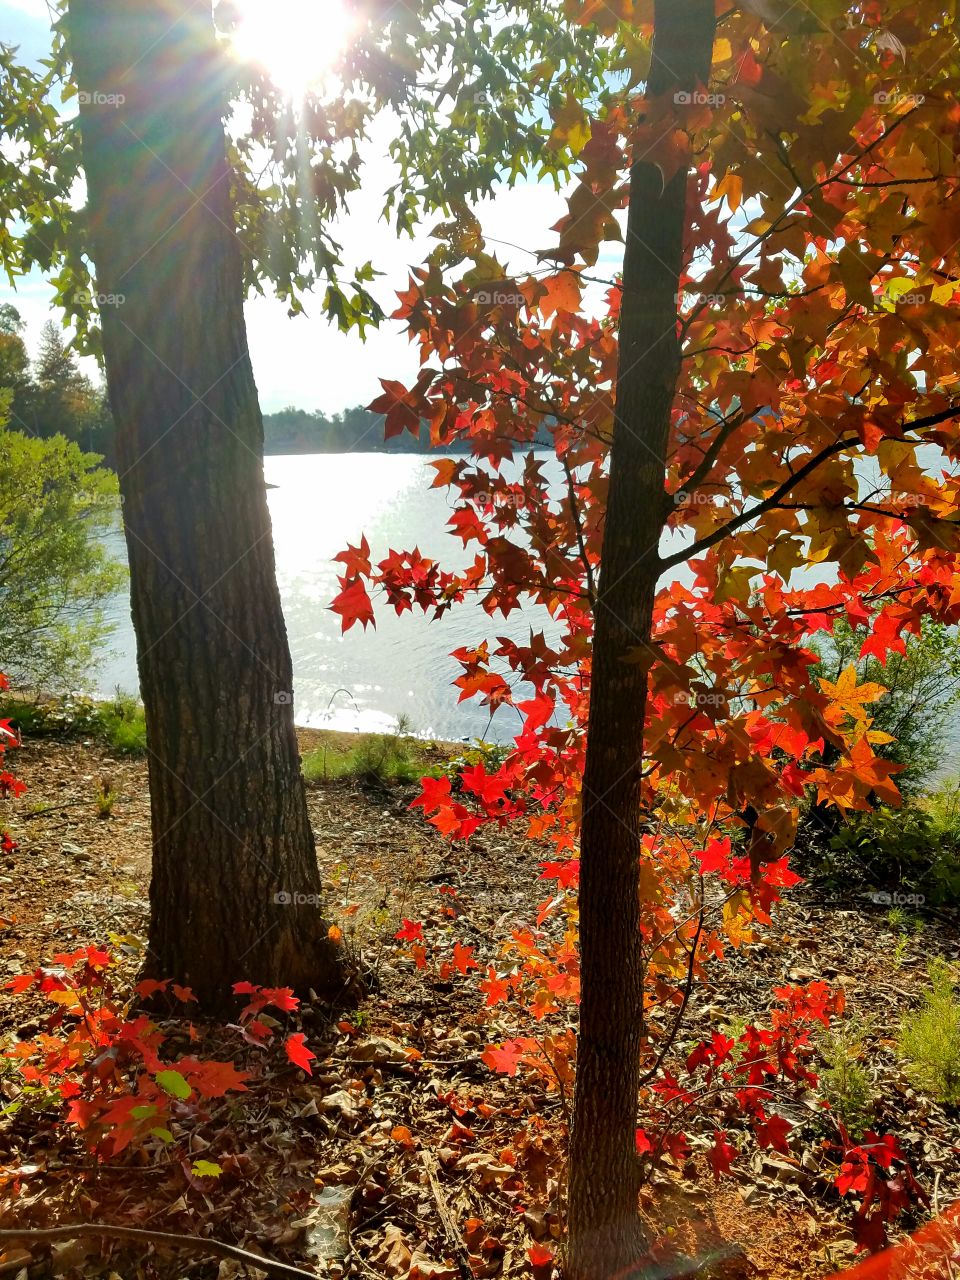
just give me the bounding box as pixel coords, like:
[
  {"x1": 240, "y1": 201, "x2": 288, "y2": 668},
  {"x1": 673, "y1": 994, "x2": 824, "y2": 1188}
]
[
  {"x1": 824, "y1": 802, "x2": 960, "y2": 906},
  {"x1": 815, "y1": 1019, "x2": 877, "y2": 1137},
  {"x1": 921, "y1": 775, "x2": 960, "y2": 845},
  {"x1": 898, "y1": 960, "x2": 960, "y2": 1105},
  {"x1": 0, "y1": 427, "x2": 125, "y2": 692},
  {"x1": 4, "y1": 950, "x2": 309, "y2": 1163},
  {"x1": 94, "y1": 775, "x2": 118, "y2": 817},
  {"x1": 97, "y1": 691, "x2": 147, "y2": 754},
  {"x1": 302, "y1": 723, "x2": 421, "y2": 785},
  {"x1": 431, "y1": 738, "x2": 513, "y2": 785},
  {"x1": 0, "y1": 689, "x2": 146, "y2": 755}
]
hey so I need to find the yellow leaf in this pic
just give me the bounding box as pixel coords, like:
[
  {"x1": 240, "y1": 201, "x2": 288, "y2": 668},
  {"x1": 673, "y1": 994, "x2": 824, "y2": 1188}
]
[
  {"x1": 818, "y1": 664, "x2": 887, "y2": 721},
  {"x1": 722, "y1": 891, "x2": 754, "y2": 948},
  {"x1": 547, "y1": 96, "x2": 590, "y2": 156},
  {"x1": 713, "y1": 170, "x2": 743, "y2": 212}
]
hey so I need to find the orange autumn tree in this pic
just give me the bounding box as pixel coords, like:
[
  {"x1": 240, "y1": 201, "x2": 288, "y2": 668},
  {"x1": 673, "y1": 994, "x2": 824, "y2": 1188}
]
[{"x1": 333, "y1": 0, "x2": 960, "y2": 1272}]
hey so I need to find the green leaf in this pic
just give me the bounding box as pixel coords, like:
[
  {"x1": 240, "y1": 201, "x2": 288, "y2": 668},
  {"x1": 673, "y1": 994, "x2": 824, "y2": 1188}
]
[
  {"x1": 155, "y1": 1069, "x2": 192, "y2": 1100},
  {"x1": 150, "y1": 1127, "x2": 175, "y2": 1143},
  {"x1": 191, "y1": 1160, "x2": 223, "y2": 1178}
]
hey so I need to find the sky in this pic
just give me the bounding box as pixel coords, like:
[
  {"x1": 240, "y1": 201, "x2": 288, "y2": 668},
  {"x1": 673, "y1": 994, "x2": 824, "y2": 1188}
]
[{"x1": 0, "y1": 0, "x2": 611, "y2": 415}]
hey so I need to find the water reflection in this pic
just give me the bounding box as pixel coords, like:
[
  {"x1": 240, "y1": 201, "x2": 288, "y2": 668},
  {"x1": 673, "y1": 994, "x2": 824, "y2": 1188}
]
[{"x1": 97, "y1": 453, "x2": 558, "y2": 742}]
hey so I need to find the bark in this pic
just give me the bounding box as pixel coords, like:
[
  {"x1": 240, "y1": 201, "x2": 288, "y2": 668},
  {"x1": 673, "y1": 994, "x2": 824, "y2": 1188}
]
[
  {"x1": 68, "y1": 0, "x2": 346, "y2": 1014},
  {"x1": 565, "y1": 5, "x2": 717, "y2": 1277}
]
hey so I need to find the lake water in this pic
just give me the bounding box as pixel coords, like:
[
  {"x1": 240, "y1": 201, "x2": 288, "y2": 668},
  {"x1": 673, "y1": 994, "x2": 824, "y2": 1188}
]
[
  {"x1": 96, "y1": 452, "x2": 571, "y2": 743},
  {"x1": 94, "y1": 450, "x2": 960, "y2": 774}
]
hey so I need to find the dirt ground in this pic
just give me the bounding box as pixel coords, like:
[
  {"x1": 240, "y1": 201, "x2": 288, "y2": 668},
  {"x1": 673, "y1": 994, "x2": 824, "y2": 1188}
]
[{"x1": 1, "y1": 735, "x2": 958, "y2": 1279}]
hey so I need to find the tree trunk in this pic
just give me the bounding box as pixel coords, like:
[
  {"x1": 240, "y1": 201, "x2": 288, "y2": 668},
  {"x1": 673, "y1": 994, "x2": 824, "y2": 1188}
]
[
  {"x1": 565, "y1": 5, "x2": 716, "y2": 1276},
  {"x1": 68, "y1": 0, "x2": 346, "y2": 1014}
]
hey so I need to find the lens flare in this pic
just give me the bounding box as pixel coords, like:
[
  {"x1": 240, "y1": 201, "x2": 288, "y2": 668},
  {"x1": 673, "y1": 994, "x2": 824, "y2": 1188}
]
[{"x1": 230, "y1": 0, "x2": 355, "y2": 97}]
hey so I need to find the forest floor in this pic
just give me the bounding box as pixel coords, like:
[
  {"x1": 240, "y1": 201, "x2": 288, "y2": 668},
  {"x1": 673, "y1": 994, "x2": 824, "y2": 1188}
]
[{"x1": 0, "y1": 733, "x2": 958, "y2": 1280}]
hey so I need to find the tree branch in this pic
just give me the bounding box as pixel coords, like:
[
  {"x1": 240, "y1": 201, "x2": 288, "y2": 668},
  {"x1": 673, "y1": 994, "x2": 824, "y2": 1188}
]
[
  {"x1": 671, "y1": 411, "x2": 744, "y2": 505},
  {"x1": 659, "y1": 403, "x2": 960, "y2": 571},
  {"x1": 0, "y1": 1225, "x2": 318, "y2": 1280},
  {"x1": 563, "y1": 457, "x2": 596, "y2": 606},
  {"x1": 637, "y1": 907, "x2": 705, "y2": 1090}
]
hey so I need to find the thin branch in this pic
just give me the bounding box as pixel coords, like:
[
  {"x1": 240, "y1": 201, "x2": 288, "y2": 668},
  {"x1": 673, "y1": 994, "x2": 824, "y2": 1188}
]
[
  {"x1": 637, "y1": 907, "x2": 705, "y2": 1090},
  {"x1": 672, "y1": 411, "x2": 744, "y2": 503},
  {"x1": 563, "y1": 457, "x2": 596, "y2": 606},
  {"x1": 660, "y1": 435, "x2": 859, "y2": 570},
  {"x1": 659, "y1": 402, "x2": 960, "y2": 571},
  {"x1": 0, "y1": 1225, "x2": 317, "y2": 1280}
]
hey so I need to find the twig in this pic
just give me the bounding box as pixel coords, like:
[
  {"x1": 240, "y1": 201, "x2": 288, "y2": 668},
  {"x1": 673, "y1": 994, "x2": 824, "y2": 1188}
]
[
  {"x1": 562, "y1": 457, "x2": 596, "y2": 606},
  {"x1": 23, "y1": 799, "x2": 88, "y2": 818},
  {"x1": 418, "y1": 1150, "x2": 473, "y2": 1280},
  {"x1": 0, "y1": 1225, "x2": 317, "y2": 1280},
  {"x1": 638, "y1": 907, "x2": 705, "y2": 1090}
]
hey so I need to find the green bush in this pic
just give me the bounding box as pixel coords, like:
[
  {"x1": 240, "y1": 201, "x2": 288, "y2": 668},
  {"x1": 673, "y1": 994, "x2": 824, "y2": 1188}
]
[
  {"x1": 0, "y1": 427, "x2": 124, "y2": 692},
  {"x1": 898, "y1": 960, "x2": 960, "y2": 1105},
  {"x1": 824, "y1": 800, "x2": 960, "y2": 906},
  {"x1": 922, "y1": 776, "x2": 960, "y2": 844},
  {"x1": 0, "y1": 690, "x2": 146, "y2": 755},
  {"x1": 815, "y1": 1020, "x2": 877, "y2": 1136},
  {"x1": 302, "y1": 725, "x2": 422, "y2": 786},
  {"x1": 96, "y1": 692, "x2": 147, "y2": 754}
]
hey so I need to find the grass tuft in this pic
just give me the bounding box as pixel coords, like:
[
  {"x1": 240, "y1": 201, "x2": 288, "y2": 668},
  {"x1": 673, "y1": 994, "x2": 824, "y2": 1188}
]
[
  {"x1": 301, "y1": 722, "x2": 425, "y2": 786},
  {"x1": 898, "y1": 959, "x2": 960, "y2": 1105}
]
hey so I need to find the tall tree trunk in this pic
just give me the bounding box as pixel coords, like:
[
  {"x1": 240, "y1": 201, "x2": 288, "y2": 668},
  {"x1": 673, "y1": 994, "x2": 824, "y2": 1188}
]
[
  {"x1": 565, "y1": 5, "x2": 716, "y2": 1276},
  {"x1": 68, "y1": 0, "x2": 345, "y2": 1014}
]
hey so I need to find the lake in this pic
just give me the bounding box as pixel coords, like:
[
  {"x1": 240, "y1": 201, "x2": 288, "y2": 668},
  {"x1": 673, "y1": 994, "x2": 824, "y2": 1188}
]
[
  {"x1": 96, "y1": 452, "x2": 572, "y2": 743},
  {"x1": 97, "y1": 452, "x2": 956, "y2": 764}
]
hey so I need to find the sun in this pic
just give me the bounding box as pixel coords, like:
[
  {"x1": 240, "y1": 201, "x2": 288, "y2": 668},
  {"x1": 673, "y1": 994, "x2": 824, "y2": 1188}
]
[{"x1": 230, "y1": 0, "x2": 356, "y2": 98}]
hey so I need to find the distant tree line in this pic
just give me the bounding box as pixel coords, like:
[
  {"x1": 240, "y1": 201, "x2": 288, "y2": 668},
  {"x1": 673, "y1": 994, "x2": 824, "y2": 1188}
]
[
  {"x1": 0, "y1": 305, "x2": 114, "y2": 460},
  {"x1": 261, "y1": 403, "x2": 554, "y2": 454},
  {"x1": 0, "y1": 306, "x2": 552, "y2": 460}
]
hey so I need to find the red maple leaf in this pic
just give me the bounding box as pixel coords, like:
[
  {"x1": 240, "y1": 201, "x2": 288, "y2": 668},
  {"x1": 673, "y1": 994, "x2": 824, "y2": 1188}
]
[
  {"x1": 635, "y1": 1128, "x2": 653, "y2": 1154},
  {"x1": 452, "y1": 941, "x2": 479, "y2": 974},
  {"x1": 395, "y1": 918, "x2": 424, "y2": 943},
  {"x1": 753, "y1": 1109, "x2": 792, "y2": 1154},
  {"x1": 285, "y1": 1033, "x2": 316, "y2": 1075},
  {"x1": 260, "y1": 986, "x2": 299, "y2": 1012},
  {"x1": 479, "y1": 966, "x2": 510, "y2": 1006},
  {"x1": 180, "y1": 1057, "x2": 250, "y2": 1097},
  {"x1": 708, "y1": 1130, "x2": 738, "y2": 1178},
  {"x1": 330, "y1": 577, "x2": 375, "y2": 633},
  {"x1": 527, "y1": 1242, "x2": 555, "y2": 1269},
  {"x1": 482, "y1": 1040, "x2": 524, "y2": 1076}
]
